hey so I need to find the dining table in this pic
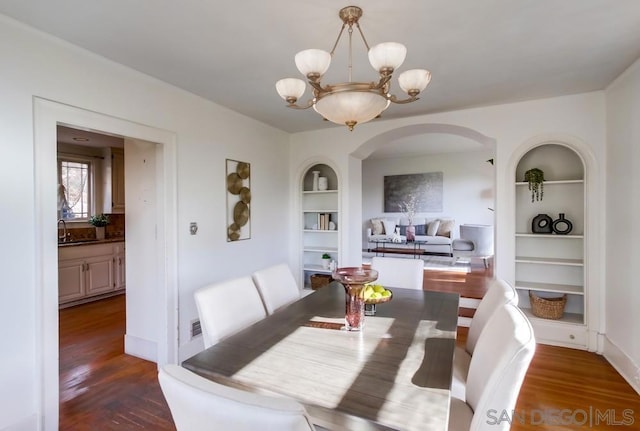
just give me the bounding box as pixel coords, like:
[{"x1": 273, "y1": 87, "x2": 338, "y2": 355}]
[{"x1": 182, "y1": 281, "x2": 460, "y2": 430}]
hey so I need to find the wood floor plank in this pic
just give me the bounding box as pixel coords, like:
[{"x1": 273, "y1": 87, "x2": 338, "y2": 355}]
[{"x1": 59, "y1": 264, "x2": 640, "y2": 430}]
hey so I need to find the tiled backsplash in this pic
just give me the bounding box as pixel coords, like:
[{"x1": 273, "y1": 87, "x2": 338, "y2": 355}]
[{"x1": 58, "y1": 213, "x2": 125, "y2": 241}]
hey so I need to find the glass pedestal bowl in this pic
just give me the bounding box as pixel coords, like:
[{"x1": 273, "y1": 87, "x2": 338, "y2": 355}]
[{"x1": 331, "y1": 267, "x2": 379, "y2": 331}]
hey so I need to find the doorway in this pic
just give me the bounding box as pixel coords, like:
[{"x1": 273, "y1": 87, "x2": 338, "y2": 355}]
[{"x1": 34, "y1": 98, "x2": 178, "y2": 430}]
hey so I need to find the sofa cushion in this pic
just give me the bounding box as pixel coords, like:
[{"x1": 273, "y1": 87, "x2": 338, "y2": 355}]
[
  {"x1": 382, "y1": 220, "x2": 397, "y2": 236},
  {"x1": 371, "y1": 218, "x2": 384, "y2": 235},
  {"x1": 427, "y1": 220, "x2": 440, "y2": 236},
  {"x1": 415, "y1": 235, "x2": 452, "y2": 245},
  {"x1": 414, "y1": 224, "x2": 426, "y2": 236},
  {"x1": 398, "y1": 225, "x2": 407, "y2": 236},
  {"x1": 437, "y1": 218, "x2": 455, "y2": 238}
]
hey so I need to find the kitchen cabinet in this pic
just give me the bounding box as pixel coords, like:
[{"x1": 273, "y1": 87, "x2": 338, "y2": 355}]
[
  {"x1": 114, "y1": 242, "x2": 126, "y2": 291},
  {"x1": 111, "y1": 148, "x2": 125, "y2": 212},
  {"x1": 58, "y1": 241, "x2": 125, "y2": 307},
  {"x1": 102, "y1": 147, "x2": 125, "y2": 213}
]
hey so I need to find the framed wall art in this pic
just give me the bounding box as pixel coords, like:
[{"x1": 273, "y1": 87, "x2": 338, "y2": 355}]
[
  {"x1": 384, "y1": 172, "x2": 443, "y2": 213},
  {"x1": 226, "y1": 159, "x2": 251, "y2": 241}
]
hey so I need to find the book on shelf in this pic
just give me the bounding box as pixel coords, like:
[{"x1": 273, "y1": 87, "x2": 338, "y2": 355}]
[{"x1": 317, "y1": 213, "x2": 331, "y2": 230}]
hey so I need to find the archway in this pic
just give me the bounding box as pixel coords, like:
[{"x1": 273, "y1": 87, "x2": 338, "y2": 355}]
[{"x1": 351, "y1": 123, "x2": 497, "y2": 263}]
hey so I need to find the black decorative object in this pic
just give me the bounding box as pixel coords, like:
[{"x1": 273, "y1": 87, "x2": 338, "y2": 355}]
[
  {"x1": 552, "y1": 213, "x2": 573, "y2": 235},
  {"x1": 532, "y1": 214, "x2": 553, "y2": 233}
]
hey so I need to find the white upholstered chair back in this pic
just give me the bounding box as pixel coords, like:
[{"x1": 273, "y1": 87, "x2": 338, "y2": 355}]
[
  {"x1": 371, "y1": 256, "x2": 424, "y2": 290},
  {"x1": 194, "y1": 276, "x2": 267, "y2": 348},
  {"x1": 252, "y1": 263, "x2": 301, "y2": 314},
  {"x1": 460, "y1": 224, "x2": 494, "y2": 257},
  {"x1": 159, "y1": 365, "x2": 317, "y2": 431},
  {"x1": 466, "y1": 279, "x2": 518, "y2": 355},
  {"x1": 448, "y1": 304, "x2": 535, "y2": 431}
]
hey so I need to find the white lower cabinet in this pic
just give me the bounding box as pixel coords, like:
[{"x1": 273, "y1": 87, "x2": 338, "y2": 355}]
[{"x1": 58, "y1": 242, "x2": 125, "y2": 306}]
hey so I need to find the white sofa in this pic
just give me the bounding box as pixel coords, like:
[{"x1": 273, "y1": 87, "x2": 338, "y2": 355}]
[{"x1": 366, "y1": 217, "x2": 454, "y2": 256}]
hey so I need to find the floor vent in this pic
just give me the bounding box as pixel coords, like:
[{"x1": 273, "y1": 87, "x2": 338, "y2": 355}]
[{"x1": 191, "y1": 319, "x2": 202, "y2": 339}]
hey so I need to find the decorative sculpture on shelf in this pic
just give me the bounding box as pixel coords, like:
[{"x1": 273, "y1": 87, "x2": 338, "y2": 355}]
[{"x1": 552, "y1": 213, "x2": 573, "y2": 235}]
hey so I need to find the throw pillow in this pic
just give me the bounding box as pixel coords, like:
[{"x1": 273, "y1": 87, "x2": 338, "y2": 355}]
[
  {"x1": 371, "y1": 219, "x2": 384, "y2": 235},
  {"x1": 414, "y1": 224, "x2": 426, "y2": 236},
  {"x1": 382, "y1": 220, "x2": 396, "y2": 236},
  {"x1": 427, "y1": 220, "x2": 440, "y2": 236},
  {"x1": 398, "y1": 225, "x2": 407, "y2": 236},
  {"x1": 437, "y1": 219, "x2": 455, "y2": 237}
]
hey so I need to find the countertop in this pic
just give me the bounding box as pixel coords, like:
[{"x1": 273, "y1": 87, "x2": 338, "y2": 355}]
[{"x1": 58, "y1": 237, "x2": 125, "y2": 247}]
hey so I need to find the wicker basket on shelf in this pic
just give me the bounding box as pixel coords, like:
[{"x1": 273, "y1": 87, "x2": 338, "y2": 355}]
[
  {"x1": 529, "y1": 290, "x2": 567, "y2": 319},
  {"x1": 310, "y1": 273, "x2": 333, "y2": 290}
]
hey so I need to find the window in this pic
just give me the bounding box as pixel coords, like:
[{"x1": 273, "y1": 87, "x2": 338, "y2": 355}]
[{"x1": 58, "y1": 157, "x2": 93, "y2": 220}]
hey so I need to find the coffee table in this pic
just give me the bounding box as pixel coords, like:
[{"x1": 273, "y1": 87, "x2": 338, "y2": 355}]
[{"x1": 371, "y1": 239, "x2": 428, "y2": 258}]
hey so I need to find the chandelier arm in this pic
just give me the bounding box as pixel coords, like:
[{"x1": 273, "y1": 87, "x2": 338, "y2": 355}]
[
  {"x1": 286, "y1": 99, "x2": 315, "y2": 110},
  {"x1": 387, "y1": 94, "x2": 420, "y2": 105},
  {"x1": 371, "y1": 75, "x2": 392, "y2": 90},
  {"x1": 308, "y1": 80, "x2": 331, "y2": 95}
]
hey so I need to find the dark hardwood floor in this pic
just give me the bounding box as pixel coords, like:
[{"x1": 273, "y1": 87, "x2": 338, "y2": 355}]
[
  {"x1": 59, "y1": 294, "x2": 175, "y2": 430},
  {"x1": 59, "y1": 262, "x2": 640, "y2": 430}
]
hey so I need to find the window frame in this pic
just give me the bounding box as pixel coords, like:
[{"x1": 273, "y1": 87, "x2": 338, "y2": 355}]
[{"x1": 57, "y1": 154, "x2": 96, "y2": 222}]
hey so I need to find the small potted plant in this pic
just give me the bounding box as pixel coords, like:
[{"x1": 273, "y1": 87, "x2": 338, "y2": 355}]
[
  {"x1": 88, "y1": 213, "x2": 110, "y2": 240},
  {"x1": 321, "y1": 253, "x2": 331, "y2": 269},
  {"x1": 524, "y1": 168, "x2": 544, "y2": 202}
]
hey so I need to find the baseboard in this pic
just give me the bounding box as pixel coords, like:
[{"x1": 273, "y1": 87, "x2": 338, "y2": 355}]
[
  {"x1": 0, "y1": 413, "x2": 38, "y2": 431},
  {"x1": 602, "y1": 336, "x2": 640, "y2": 395},
  {"x1": 124, "y1": 334, "x2": 157, "y2": 362}
]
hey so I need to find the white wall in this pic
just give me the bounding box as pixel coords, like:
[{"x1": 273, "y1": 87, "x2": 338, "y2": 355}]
[
  {"x1": 604, "y1": 57, "x2": 640, "y2": 393},
  {"x1": 0, "y1": 15, "x2": 290, "y2": 430},
  {"x1": 361, "y1": 149, "x2": 495, "y2": 247}
]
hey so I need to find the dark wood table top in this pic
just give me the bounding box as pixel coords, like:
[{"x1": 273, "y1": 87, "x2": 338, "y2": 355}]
[{"x1": 183, "y1": 282, "x2": 459, "y2": 430}]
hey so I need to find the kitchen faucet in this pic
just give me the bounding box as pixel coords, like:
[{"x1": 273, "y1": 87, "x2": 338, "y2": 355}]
[{"x1": 58, "y1": 219, "x2": 68, "y2": 243}]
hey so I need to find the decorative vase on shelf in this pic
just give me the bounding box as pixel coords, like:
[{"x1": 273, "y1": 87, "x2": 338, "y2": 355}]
[
  {"x1": 95, "y1": 226, "x2": 105, "y2": 240},
  {"x1": 531, "y1": 214, "x2": 553, "y2": 234},
  {"x1": 311, "y1": 171, "x2": 320, "y2": 191},
  {"x1": 318, "y1": 176, "x2": 328, "y2": 191},
  {"x1": 552, "y1": 213, "x2": 573, "y2": 235},
  {"x1": 332, "y1": 267, "x2": 378, "y2": 331}
]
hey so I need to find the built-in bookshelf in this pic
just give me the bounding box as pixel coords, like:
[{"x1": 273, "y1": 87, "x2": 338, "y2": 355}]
[{"x1": 301, "y1": 164, "x2": 339, "y2": 287}]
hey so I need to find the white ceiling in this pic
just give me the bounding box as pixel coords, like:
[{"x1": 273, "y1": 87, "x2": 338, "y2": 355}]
[
  {"x1": 57, "y1": 125, "x2": 124, "y2": 148},
  {"x1": 3, "y1": 0, "x2": 640, "y2": 155}
]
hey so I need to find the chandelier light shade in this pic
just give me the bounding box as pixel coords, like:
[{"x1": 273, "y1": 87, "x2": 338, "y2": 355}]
[{"x1": 275, "y1": 6, "x2": 431, "y2": 131}]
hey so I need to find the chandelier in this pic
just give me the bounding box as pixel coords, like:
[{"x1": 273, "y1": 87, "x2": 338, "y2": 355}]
[{"x1": 276, "y1": 6, "x2": 431, "y2": 131}]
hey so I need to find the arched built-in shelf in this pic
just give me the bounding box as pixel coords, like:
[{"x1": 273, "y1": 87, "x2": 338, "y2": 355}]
[
  {"x1": 515, "y1": 143, "x2": 588, "y2": 348},
  {"x1": 301, "y1": 164, "x2": 339, "y2": 286}
]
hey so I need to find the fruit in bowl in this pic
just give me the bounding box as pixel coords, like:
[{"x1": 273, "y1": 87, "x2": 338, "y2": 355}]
[{"x1": 363, "y1": 283, "x2": 393, "y2": 303}]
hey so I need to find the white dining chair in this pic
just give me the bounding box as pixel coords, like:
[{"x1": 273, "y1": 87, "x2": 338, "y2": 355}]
[
  {"x1": 448, "y1": 303, "x2": 535, "y2": 431},
  {"x1": 159, "y1": 364, "x2": 318, "y2": 431},
  {"x1": 370, "y1": 256, "x2": 424, "y2": 290},
  {"x1": 451, "y1": 279, "x2": 518, "y2": 400},
  {"x1": 252, "y1": 263, "x2": 302, "y2": 314},
  {"x1": 194, "y1": 276, "x2": 267, "y2": 348}
]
